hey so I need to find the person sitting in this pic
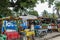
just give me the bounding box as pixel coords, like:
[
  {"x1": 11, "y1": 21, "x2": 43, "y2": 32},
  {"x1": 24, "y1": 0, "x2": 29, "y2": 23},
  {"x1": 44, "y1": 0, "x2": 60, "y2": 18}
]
[{"x1": 47, "y1": 24, "x2": 52, "y2": 33}]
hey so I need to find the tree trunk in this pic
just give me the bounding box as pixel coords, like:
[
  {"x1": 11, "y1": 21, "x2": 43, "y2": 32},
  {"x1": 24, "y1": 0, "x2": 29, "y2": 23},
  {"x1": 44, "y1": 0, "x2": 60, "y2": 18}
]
[{"x1": 57, "y1": 8, "x2": 60, "y2": 18}]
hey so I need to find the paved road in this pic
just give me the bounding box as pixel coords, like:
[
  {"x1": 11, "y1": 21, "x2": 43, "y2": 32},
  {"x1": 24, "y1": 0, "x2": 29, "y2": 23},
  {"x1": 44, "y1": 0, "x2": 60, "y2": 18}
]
[
  {"x1": 49, "y1": 36, "x2": 60, "y2": 40},
  {"x1": 35, "y1": 32, "x2": 60, "y2": 40},
  {"x1": 35, "y1": 37, "x2": 44, "y2": 40}
]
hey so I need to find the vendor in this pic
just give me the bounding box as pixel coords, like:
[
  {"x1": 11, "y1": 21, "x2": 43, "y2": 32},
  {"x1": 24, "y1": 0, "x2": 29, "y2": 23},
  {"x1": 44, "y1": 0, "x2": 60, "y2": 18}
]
[
  {"x1": 47, "y1": 24, "x2": 52, "y2": 33},
  {"x1": 31, "y1": 23, "x2": 34, "y2": 31}
]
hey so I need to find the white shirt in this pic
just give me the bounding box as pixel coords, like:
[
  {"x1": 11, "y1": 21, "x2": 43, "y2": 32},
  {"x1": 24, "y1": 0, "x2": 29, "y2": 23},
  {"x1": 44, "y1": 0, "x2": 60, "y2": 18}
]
[
  {"x1": 48, "y1": 26, "x2": 52, "y2": 29},
  {"x1": 31, "y1": 25, "x2": 34, "y2": 31}
]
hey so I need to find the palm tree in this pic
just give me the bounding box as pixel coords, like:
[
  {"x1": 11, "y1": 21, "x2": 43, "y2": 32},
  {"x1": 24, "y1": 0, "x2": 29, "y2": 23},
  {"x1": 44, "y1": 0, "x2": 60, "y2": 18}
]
[
  {"x1": 28, "y1": 10, "x2": 38, "y2": 16},
  {"x1": 49, "y1": 13, "x2": 58, "y2": 19},
  {"x1": 40, "y1": 0, "x2": 55, "y2": 7},
  {"x1": 55, "y1": 2, "x2": 60, "y2": 18},
  {"x1": 42, "y1": 10, "x2": 49, "y2": 18}
]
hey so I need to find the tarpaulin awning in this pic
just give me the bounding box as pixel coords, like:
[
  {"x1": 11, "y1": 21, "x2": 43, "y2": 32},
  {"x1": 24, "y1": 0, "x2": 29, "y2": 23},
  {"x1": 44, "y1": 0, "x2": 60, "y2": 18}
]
[{"x1": 19, "y1": 15, "x2": 37, "y2": 20}]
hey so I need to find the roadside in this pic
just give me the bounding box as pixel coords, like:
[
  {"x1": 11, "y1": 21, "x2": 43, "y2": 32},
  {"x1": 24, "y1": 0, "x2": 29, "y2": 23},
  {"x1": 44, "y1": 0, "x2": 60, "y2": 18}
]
[
  {"x1": 35, "y1": 32, "x2": 60, "y2": 40},
  {"x1": 49, "y1": 36, "x2": 60, "y2": 40}
]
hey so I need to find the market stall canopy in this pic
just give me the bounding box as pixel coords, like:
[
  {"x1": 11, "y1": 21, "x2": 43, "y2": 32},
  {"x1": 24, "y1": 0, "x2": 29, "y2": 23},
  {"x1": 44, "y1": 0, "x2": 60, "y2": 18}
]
[
  {"x1": 2, "y1": 16, "x2": 22, "y2": 20},
  {"x1": 57, "y1": 18, "x2": 60, "y2": 24},
  {"x1": 57, "y1": 18, "x2": 60, "y2": 21},
  {"x1": 0, "y1": 18, "x2": 2, "y2": 20},
  {"x1": 19, "y1": 15, "x2": 37, "y2": 20},
  {"x1": 2, "y1": 16, "x2": 14, "y2": 20}
]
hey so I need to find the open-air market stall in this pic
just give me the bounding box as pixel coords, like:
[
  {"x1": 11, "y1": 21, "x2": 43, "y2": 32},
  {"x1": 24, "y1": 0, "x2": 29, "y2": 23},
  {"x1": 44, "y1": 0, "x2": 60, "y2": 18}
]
[
  {"x1": 36, "y1": 17, "x2": 51, "y2": 37},
  {"x1": 19, "y1": 15, "x2": 37, "y2": 29},
  {"x1": 19, "y1": 16, "x2": 48, "y2": 37},
  {"x1": 19, "y1": 15, "x2": 37, "y2": 40},
  {"x1": 50, "y1": 23, "x2": 57, "y2": 32},
  {"x1": 57, "y1": 18, "x2": 60, "y2": 32},
  {"x1": 38, "y1": 17, "x2": 58, "y2": 32},
  {"x1": 38, "y1": 17, "x2": 57, "y2": 29},
  {"x1": 2, "y1": 16, "x2": 20, "y2": 40}
]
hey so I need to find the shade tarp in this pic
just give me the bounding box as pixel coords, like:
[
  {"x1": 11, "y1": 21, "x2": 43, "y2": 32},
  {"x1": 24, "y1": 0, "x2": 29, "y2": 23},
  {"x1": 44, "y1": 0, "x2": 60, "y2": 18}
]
[
  {"x1": 57, "y1": 18, "x2": 60, "y2": 20},
  {"x1": 19, "y1": 15, "x2": 37, "y2": 20}
]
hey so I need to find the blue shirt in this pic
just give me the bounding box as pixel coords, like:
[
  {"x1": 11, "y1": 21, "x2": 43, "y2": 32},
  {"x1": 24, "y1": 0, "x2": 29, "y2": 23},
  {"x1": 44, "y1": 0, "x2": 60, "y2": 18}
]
[{"x1": 20, "y1": 22, "x2": 28, "y2": 29}]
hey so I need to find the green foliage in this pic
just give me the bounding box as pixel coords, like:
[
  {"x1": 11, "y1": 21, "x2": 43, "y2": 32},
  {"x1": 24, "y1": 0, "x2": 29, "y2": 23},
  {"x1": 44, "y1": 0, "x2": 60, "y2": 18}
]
[
  {"x1": 40, "y1": 0, "x2": 45, "y2": 3},
  {"x1": 0, "y1": 7, "x2": 12, "y2": 17},
  {"x1": 48, "y1": 0, "x2": 54, "y2": 7},
  {"x1": 0, "y1": 0, "x2": 60, "y2": 17},
  {"x1": 55, "y1": 2, "x2": 60, "y2": 18},
  {"x1": 49, "y1": 13, "x2": 58, "y2": 19},
  {"x1": 0, "y1": 0, "x2": 38, "y2": 17},
  {"x1": 0, "y1": 15, "x2": 2, "y2": 18},
  {"x1": 10, "y1": 0, "x2": 37, "y2": 12},
  {"x1": 42, "y1": 10, "x2": 49, "y2": 17},
  {"x1": 40, "y1": 0, "x2": 54, "y2": 7},
  {"x1": 55, "y1": 2, "x2": 60, "y2": 9},
  {"x1": 0, "y1": 0, "x2": 12, "y2": 17},
  {"x1": 42, "y1": 10, "x2": 58, "y2": 19},
  {"x1": 28, "y1": 10, "x2": 38, "y2": 16},
  {"x1": 0, "y1": 0, "x2": 9, "y2": 7},
  {"x1": 42, "y1": 24, "x2": 48, "y2": 27}
]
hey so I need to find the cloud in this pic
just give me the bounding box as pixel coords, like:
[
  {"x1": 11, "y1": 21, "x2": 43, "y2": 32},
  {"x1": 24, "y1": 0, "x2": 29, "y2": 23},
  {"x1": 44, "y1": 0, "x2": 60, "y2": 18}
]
[{"x1": 34, "y1": 2, "x2": 53, "y2": 16}]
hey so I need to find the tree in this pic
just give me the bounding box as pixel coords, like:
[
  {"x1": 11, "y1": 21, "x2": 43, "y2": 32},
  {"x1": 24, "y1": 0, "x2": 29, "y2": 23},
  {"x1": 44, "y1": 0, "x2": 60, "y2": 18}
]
[
  {"x1": 7, "y1": 0, "x2": 38, "y2": 17},
  {"x1": 40, "y1": 0, "x2": 55, "y2": 7},
  {"x1": 40, "y1": 0, "x2": 60, "y2": 18},
  {"x1": 28, "y1": 10, "x2": 38, "y2": 16},
  {"x1": 0, "y1": 0, "x2": 12, "y2": 17},
  {"x1": 42, "y1": 10, "x2": 49, "y2": 17},
  {"x1": 55, "y1": 2, "x2": 60, "y2": 18},
  {"x1": 9, "y1": 0, "x2": 56, "y2": 17},
  {"x1": 5, "y1": 0, "x2": 57, "y2": 17},
  {"x1": 9, "y1": 0, "x2": 37, "y2": 11},
  {"x1": 48, "y1": 0, "x2": 54, "y2": 7},
  {"x1": 49, "y1": 13, "x2": 58, "y2": 19},
  {"x1": 0, "y1": 0, "x2": 38, "y2": 17}
]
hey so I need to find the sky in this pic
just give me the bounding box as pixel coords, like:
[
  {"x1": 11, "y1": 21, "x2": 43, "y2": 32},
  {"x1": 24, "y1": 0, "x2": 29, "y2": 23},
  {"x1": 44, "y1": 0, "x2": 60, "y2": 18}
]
[
  {"x1": 34, "y1": 2, "x2": 54, "y2": 16},
  {"x1": 34, "y1": 0, "x2": 60, "y2": 16}
]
